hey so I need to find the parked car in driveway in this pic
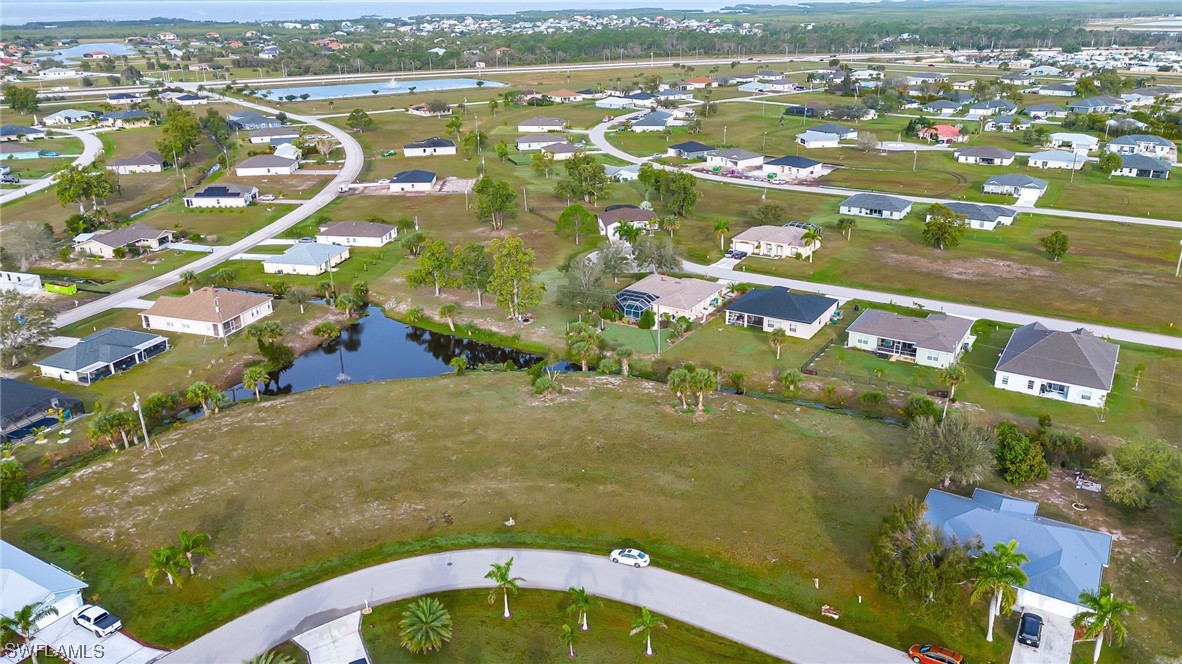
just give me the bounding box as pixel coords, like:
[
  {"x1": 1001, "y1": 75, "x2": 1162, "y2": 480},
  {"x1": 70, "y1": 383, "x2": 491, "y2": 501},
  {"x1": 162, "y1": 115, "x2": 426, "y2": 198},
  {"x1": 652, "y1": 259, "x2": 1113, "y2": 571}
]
[
  {"x1": 1018, "y1": 612, "x2": 1044, "y2": 648},
  {"x1": 74, "y1": 605, "x2": 122, "y2": 638},
  {"x1": 609, "y1": 548, "x2": 650, "y2": 567},
  {"x1": 908, "y1": 644, "x2": 963, "y2": 664},
  {"x1": 258, "y1": 193, "x2": 276, "y2": 201}
]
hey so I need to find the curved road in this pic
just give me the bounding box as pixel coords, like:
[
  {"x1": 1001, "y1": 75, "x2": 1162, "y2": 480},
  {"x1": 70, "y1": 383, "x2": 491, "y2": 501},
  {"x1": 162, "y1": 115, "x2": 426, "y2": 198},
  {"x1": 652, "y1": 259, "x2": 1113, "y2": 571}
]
[
  {"x1": 52, "y1": 97, "x2": 363, "y2": 329},
  {"x1": 161, "y1": 548, "x2": 904, "y2": 664},
  {"x1": 0, "y1": 127, "x2": 105, "y2": 204}
]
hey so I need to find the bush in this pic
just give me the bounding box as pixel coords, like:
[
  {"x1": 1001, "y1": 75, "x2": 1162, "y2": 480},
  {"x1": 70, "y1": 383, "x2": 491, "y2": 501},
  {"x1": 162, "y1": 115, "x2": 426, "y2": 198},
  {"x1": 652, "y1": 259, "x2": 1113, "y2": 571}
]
[
  {"x1": 902, "y1": 394, "x2": 940, "y2": 422},
  {"x1": 1092, "y1": 439, "x2": 1182, "y2": 509},
  {"x1": 995, "y1": 422, "x2": 1049, "y2": 485},
  {"x1": 637, "y1": 309, "x2": 655, "y2": 330},
  {"x1": 859, "y1": 390, "x2": 886, "y2": 406},
  {"x1": 1, "y1": 459, "x2": 27, "y2": 510},
  {"x1": 405, "y1": 307, "x2": 425, "y2": 323}
]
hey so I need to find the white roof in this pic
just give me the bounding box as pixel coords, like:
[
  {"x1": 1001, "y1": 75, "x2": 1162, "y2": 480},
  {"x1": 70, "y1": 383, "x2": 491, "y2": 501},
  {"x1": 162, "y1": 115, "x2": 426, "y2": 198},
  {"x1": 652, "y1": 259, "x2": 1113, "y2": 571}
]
[{"x1": 0, "y1": 540, "x2": 88, "y2": 620}]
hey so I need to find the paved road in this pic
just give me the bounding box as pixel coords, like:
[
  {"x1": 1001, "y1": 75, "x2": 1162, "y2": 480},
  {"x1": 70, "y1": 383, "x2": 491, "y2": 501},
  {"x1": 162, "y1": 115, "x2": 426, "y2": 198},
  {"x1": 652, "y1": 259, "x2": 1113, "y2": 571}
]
[
  {"x1": 686, "y1": 260, "x2": 1182, "y2": 350},
  {"x1": 161, "y1": 548, "x2": 905, "y2": 664},
  {"x1": 52, "y1": 98, "x2": 363, "y2": 329},
  {"x1": 0, "y1": 128, "x2": 104, "y2": 204}
]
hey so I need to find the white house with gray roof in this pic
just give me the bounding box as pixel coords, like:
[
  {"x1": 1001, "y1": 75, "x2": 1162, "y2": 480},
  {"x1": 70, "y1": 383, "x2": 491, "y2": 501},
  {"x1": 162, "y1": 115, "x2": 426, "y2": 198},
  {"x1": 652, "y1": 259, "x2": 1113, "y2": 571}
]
[
  {"x1": 954, "y1": 146, "x2": 1016, "y2": 166},
  {"x1": 1038, "y1": 83, "x2": 1077, "y2": 97},
  {"x1": 845, "y1": 310, "x2": 975, "y2": 368},
  {"x1": 235, "y1": 154, "x2": 298, "y2": 176},
  {"x1": 517, "y1": 116, "x2": 567, "y2": 133},
  {"x1": 629, "y1": 111, "x2": 674, "y2": 132},
  {"x1": 1112, "y1": 154, "x2": 1171, "y2": 179},
  {"x1": 35, "y1": 328, "x2": 169, "y2": 385},
  {"x1": 983, "y1": 174, "x2": 1048, "y2": 198},
  {"x1": 705, "y1": 148, "x2": 764, "y2": 170},
  {"x1": 516, "y1": 133, "x2": 570, "y2": 151},
  {"x1": 1023, "y1": 104, "x2": 1067, "y2": 120},
  {"x1": 730, "y1": 225, "x2": 820, "y2": 260},
  {"x1": 1104, "y1": 134, "x2": 1176, "y2": 161},
  {"x1": 1028, "y1": 150, "x2": 1084, "y2": 170},
  {"x1": 795, "y1": 130, "x2": 840, "y2": 149},
  {"x1": 73, "y1": 224, "x2": 174, "y2": 258},
  {"x1": 263, "y1": 243, "x2": 350, "y2": 276},
  {"x1": 106, "y1": 150, "x2": 165, "y2": 174},
  {"x1": 982, "y1": 114, "x2": 1030, "y2": 133},
  {"x1": 1047, "y1": 132, "x2": 1099, "y2": 153},
  {"x1": 614, "y1": 274, "x2": 725, "y2": 323},
  {"x1": 993, "y1": 322, "x2": 1119, "y2": 407},
  {"x1": 938, "y1": 202, "x2": 1018, "y2": 231},
  {"x1": 0, "y1": 540, "x2": 89, "y2": 629},
  {"x1": 42, "y1": 109, "x2": 97, "y2": 126},
  {"x1": 838, "y1": 193, "x2": 912, "y2": 220},
  {"x1": 924, "y1": 488, "x2": 1112, "y2": 618},
  {"x1": 316, "y1": 221, "x2": 397, "y2": 247}
]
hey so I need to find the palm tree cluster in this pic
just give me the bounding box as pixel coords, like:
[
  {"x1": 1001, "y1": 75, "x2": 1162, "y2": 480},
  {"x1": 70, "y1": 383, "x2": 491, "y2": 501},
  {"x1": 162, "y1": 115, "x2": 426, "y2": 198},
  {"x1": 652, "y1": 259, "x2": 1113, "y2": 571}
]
[
  {"x1": 145, "y1": 531, "x2": 214, "y2": 589},
  {"x1": 666, "y1": 365, "x2": 719, "y2": 412}
]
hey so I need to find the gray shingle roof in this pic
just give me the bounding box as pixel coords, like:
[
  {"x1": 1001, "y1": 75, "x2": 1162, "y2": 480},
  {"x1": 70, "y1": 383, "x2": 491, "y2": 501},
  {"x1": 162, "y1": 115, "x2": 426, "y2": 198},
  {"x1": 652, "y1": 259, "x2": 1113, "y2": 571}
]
[
  {"x1": 984, "y1": 174, "x2": 1049, "y2": 190},
  {"x1": 85, "y1": 223, "x2": 171, "y2": 248},
  {"x1": 520, "y1": 116, "x2": 565, "y2": 127},
  {"x1": 726, "y1": 286, "x2": 837, "y2": 324},
  {"x1": 809, "y1": 123, "x2": 853, "y2": 136},
  {"x1": 1118, "y1": 153, "x2": 1171, "y2": 172},
  {"x1": 925, "y1": 488, "x2": 1112, "y2": 607},
  {"x1": 765, "y1": 155, "x2": 821, "y2": 168},
  {"x1": 846, "y1": 310, "x2": 973, "y2": 353},
  {"x1": 107, "y1": 150, "x2": 164, "y2": 168},
  {"x1": 943, "y1": 202, "x2": 1016, "y2": 223},
  {"x1": 191, "y1": 183, "x2": 256, "y2": 198},
  {"x1": 404, "y1": 136, "x2": 455, "y2": 149},
  {"x1": 35, "y1": 328, "x2": 166, "y2": 372},
  {"x1": 318, "y1": 221, "x2": 396, "y2": 238},
  {"x1": 517, "y1": 133, "x2": 567, "y2": 145},
  {"x1": 237, "y1": 154, "x2": 297, "y2": 169},
  {"x1": 668, "y1": 140, "x2": 715, "y2": 153},
  {"x1": 840, "y1": 193, "x2": 912, "y2": 213},
  {"x1": 995, "y1": 322, "x2": 1119, "y2": 390},
  {"x1": 391, "y1": 169, "x2": 436, "y2": 184},
  {"x1": 956, "y1": 146, "x2": 1015, "y2": 160},
  {"x1": 1108, "y1": 133, "x2": 1174, "y2": 147},
  {"x1": 710, "y1": 147, "x2": 763, "y2": 161}
]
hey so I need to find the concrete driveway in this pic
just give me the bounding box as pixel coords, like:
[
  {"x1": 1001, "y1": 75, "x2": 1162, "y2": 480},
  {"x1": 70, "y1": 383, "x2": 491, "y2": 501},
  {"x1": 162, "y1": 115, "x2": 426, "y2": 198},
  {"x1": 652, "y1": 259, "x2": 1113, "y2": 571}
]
[
  {"x1": 292, "y1": 611, "x2": 368, "y2": 664},
  {"x1": 33, "y1": 617, "x2": 166, "y2": 664},
  {"x1": 1008, "y1": 611, "x2": 1075, "y2": 664}
]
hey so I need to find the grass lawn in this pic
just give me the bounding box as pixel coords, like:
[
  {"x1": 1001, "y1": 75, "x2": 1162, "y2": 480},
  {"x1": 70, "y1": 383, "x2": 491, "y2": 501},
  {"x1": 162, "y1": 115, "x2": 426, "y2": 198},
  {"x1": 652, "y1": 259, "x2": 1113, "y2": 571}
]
[
  {"x1": 29, "y1": 249, "x2": 203, "y2": 295},
  {"x1": 359, "y1": 589, "x2": 780, "y2": 663},
  {"x1": 195, "y1": 244, "x2": 405, "y2": 293}
]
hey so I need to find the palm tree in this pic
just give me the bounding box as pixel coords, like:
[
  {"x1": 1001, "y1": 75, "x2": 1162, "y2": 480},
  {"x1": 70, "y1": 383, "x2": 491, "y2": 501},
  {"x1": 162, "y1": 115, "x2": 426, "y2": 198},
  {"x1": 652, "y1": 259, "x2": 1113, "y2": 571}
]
[
  {"x1": 780, "y1": 368, "x2": 805, "y2": 394},
  {"x1": 176, "y1": 530, "x2": 214, "y2": 575},
  {"x1": 335, "y1": 292, "x2": 364, "y2": 317},
  {"x1": 440, "y1": 303, "x2": 459, "y2": 332},
  {"x1": 629, "y1": 606, "x2": 667, "y2": 657},
  {"x1": 243, "y1": 366, "x2": 270, "y2": 401},
  {"x1": 837, "y1": 217, "x2": 856, "y2": 240},
  {"x1": 567, "y1": 586, "x2": 600, "y2": 631},
  {"x1": 970, "y1": 539, "x2": 1029, "y2": 642},
  {"x1": 560, "y1": 623, "x2": 579, "y2": 658},
  {"x1": 146, "y1": 545, "x2": 186, "y2": 587},
  {"x1": 616, "y1": 347, "x2": 633, "y2": 377},
  {"x1": 801, "y1": 226, "x2": 823, "y2": 262},
  {"x1": 713, "y1": 219, "x2": 730, "y2": 251},
  {"x1": 485, "y1": 558, "x2": 525, "y2": 618},
  {"x1": 243, "y1": 652, "x2": 296, "y2": 664},
  {"x1": 287, "y1": 287, "x2": 312, "y2": 314},
  {"x1": 449, "y1": 356, "x2": 468, "y2": 375},
  {"x1": 0, "y1": 603, "x2": 59, "y2": 664},
  {"x1": 185, "y1": 381, "x2": 218, "y2": 416},
  {"x1": 399, "y1": 597, "x2": 453, "y2": 654},
  {"x1": 566, "y1": 322, "x2": 602, "y2": 372},
  {"x1": 668, "y1": 367, "x2": 691, "y2": 410},
  {"x1": 180, "y1": 270, "x2": 198, "y2": 293},
  {"x1": 691, "y1": 368, "x2": 718, "y2": 413},
  {"x1": 351, "y1": 280, "x2": 369, "y2": 302},
  {"x1": 616, "y1": 222, "x2": 643, "y2": 245},
  {"x1": 1073, "y1": 584, "x2": 1134, "y2": 663},
  {"x1": 939, "y1": 363, "x2": 967, "y2": 419},
  {"x1": 769, "y1": 328, "x2": 788, "y2": 359}
]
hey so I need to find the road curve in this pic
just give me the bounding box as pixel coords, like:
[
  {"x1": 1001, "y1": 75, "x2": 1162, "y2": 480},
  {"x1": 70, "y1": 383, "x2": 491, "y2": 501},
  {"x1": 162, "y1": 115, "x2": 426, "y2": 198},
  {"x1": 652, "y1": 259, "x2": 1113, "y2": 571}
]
[
  {"x1": 0, "y1": 128, "x2": 105, "y2": 205},
  {"x1": 52, "y1": 97, "x2": 364, "y2": 330},
  {"x1": 160, "y1": 548, "x2": 904, "y2": 664}
]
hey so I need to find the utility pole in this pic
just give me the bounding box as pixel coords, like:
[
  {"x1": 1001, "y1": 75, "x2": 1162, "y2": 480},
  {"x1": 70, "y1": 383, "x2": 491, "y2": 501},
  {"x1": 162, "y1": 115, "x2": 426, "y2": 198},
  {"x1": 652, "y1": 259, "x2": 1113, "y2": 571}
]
[
  {"x1": 133, "y1": 392, "x2": 161, "y2": 457},
  {"x1": 1176, "y1": 240, "x2": 1182, "y2": 277},
  {"x1": 522, "y1": 186, "x2": 528, "y2": 212}
]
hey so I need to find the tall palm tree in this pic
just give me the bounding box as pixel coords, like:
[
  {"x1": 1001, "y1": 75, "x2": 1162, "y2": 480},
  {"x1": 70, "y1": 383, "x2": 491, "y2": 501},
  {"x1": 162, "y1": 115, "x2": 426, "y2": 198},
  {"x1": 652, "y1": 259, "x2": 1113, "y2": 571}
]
[
  {"x1": 146, "y1": 545, "x2": 186, "y2": 587},
  {"x1": 440, "y1": 303, "x2": 459, "y2": 332},
  {"x1": 713, "y1": 219, "x2": 730, "y2": 251},
  {"x1": 691, "y1": 368, "x2": 718, "y2": 413},
  {"x1": 801, "y1": 226, "x2": 823, "y2": 262},
  {"x1": 616, "y1": 222, "x2": 643, "y2": 245},
  {"x1": 0, "y1": 603, "x2": 59, "y2": 664},
  {"x1": 668, "y1": 367, "x2": 691, "y2": 410},
  {"x1": 399, "y1": 597, "x2": 453, "y2": 654},
  {"x1": 287, "y1": 287, "x2": 312, "y2": 314},
  {"x1": 970, "y1": 539, "x2": 1029, "y2": 642},
  {"x1": 939, "y1": 363, "x2": 967, "y2": 419},
  {"x1": 616, "y1": 347, "x2": 633, "y2": 377},
  {"x1": 242, "y1": 653, "x2": 296, "y2": 664},
  {"x1": 629, "y1": 606, "x2": 667, "y2": 656},
  {"x1": 485, "y1": 558, "x2": 525, "y2": 618},
  {"x1": 566, "y1": 586, "x2": 600, "y2": 631},
  {"x1": 243, "y1": 366, "x2": 270, "y2": 401},
  {"x1": 1072, "y1": 584, "x2": 1134, "y2": 663},
  {"x1": 185, "y1": 381, "x2": 218, "y2": 416},
  {"x1": 837, "y1": 217, "x2": 856, "y2": 240},
  {"x1": 176, "y1": 530, "x2": 214, "y2": 575},
  {"x1": 769, "y1": 328, "x2": 788, "y2": 359},
  {"x1": 560, "y1": 623, "x2": 579, "y2": 658},
  {"x1": 180, "y1": 270, "x2": 198, "y2": 293}
]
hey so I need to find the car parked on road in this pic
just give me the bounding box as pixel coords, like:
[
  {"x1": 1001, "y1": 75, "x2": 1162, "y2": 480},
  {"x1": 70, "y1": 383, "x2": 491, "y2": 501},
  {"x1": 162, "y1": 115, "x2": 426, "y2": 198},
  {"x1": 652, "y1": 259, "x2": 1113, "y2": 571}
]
[
  {"x1": 258, "y1": 193, "x2": 276, "y2": 201},
  {"x1": 609, "y1": 548, "x2": 650, "y2": 568},
  {"x1": 43, "y1": 151, "x2": 60, "y2": 157},
  {"x1": 73, "y1": 605, "x2": 122, "y2": 638},
  {"x1": 1018, "y1": 612, "x2": 1044, "y2": 648},
  {"x1": 907, "y1": 643, "x2": 963, "y2": 664}
]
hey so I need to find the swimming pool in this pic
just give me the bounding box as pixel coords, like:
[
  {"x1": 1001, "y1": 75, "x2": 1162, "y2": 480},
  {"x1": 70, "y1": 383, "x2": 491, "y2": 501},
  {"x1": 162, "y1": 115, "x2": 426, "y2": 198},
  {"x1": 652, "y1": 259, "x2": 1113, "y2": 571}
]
[{"x1": 255, "y1": 77, "x2": 504, "y2": 101}]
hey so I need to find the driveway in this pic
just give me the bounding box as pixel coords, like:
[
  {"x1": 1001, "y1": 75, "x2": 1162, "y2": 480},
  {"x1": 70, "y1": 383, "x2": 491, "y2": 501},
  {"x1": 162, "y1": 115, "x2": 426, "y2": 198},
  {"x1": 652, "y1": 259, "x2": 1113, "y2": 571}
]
[
  {"x1": 161, "y1": 548, "x2": 906, "y2": 664},
  {"x1": 33, "y1": 617, "x2": 166, "y2": 664},
  {"x1": 1009, "y1": 611, "x2": 1075, "y2": 664},
  {"x1": 292, "y1": 611, "x2": 369, "y2": 664},
  {"x1": 0, "y1": 128, "x2": 105, "y2": 204}
]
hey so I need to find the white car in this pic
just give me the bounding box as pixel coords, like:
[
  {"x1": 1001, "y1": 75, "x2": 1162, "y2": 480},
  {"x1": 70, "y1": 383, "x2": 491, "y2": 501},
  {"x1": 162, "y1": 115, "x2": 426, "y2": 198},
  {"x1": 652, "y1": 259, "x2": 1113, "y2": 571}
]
[
  {"x1": 73, "y1": 605, "x2": 122, "y2": 638},
  {"x1": 377, "y1": 178, "x2": 391, "y2": 184},
  {"x1": 609, "y1": 548, "x2": 651, "y2": 568},
  {"x1": 258, "y1": 193, "x2": 276, "y2": 201}
]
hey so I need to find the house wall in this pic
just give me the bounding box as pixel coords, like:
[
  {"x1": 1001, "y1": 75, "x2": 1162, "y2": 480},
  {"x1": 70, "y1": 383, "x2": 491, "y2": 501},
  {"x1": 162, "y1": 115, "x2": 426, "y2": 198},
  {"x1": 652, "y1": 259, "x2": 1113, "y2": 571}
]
[
  {"x1": 516, "y1": 140, "x2": 558, "y2": 151},
  {"x1": 37, "y1": 365, "x2": 84, "y2": 383},
  {"x1": 1112, "y1": 166, "x2": 1169, "y2": 179},
  {"x1": 846, "y1": 332, "x2": 957, "y2": 368},
  {"x1": 236, "y1": 163, "x2": 297, "y2": 176},
  {"x1": 389, "y1": 180, "x2": 434, "y2": 192},
  {"x1": 0, "y1": 271, "x2": 43, "y2": 294},
  {"x1": 316, "y1": 231, "x2": 395, "y2": 247},
  {"x1": 994, "y1": 370, "x2": 1108, "y2": 407},
  {"x1": 706, "y1": 155, "x2": 763, "y2": 168},
  {"x1": 141, "y1": 301, "x2": 272, "y2": 338},
  {"x1": 838, "y1": 204, "x2": 909, "y2": 220},
  {"x1": 404, "y1": 146, "x2": 457, "y2": 157},
  {"x1": 250, "y1": 134, "x2": 298, "y2": 144},
  {"x1": 797, "y1": 136, "x2": 839, "y2": 149},
  {"x1": 109, "y1": 163, "x2": 162, "y2": 175},
  {"x1": 769, "y1": 163, "x2": 824, "y2": 178},
  {"x1": 263, "y1": 250, "x2": 349, "y2": 276},
  {"x1": 730, "y1": 239, "x2": 816, "y2": 260},
  {"x1": 41, "y1": 590, "x2": 84, "y2": 628},
  {"x1": 184, "y1": 195, "x2": 250, "y2": 208},
  {"x1": 1015, "y1": 588, "x2": 1087, "y2": 620},
  {"x1": 653, "y1": 290, "x2": 725, "y2": 322},
  {"x1": 630, "y1": 123, "x2": 667, "y2": 133},
  {"x1": 518, "y1": 124, "x2": 563, "y2": 133},
  {"x1": 729, "y1": 305, "x2": 835, "y2": 339},
  {"x1": 546, "y1": 150, "x2": 578, "y2": 161},
  {"x1": 1029, "y1": 158, "x2": 1082, "y2": 170}
]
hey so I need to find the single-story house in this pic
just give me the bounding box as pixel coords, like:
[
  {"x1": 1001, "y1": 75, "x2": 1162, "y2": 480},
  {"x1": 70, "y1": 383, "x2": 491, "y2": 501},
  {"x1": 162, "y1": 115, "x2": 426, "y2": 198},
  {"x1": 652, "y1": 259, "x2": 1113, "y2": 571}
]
[
  {"x1": 0, "y1": 125, "x2": 45, "y2": 142},
  {"x1": 576, "y1": 88, "x2": 609, "y2": 99},
  {"x1": 615, "y1": 274, "x2": 725, "y2": 323},
  {"x1": 623, "y1": 93, "x2": 659, "y2": 108},
  {"x1": 1026, "y1": 66, "x2": 1063, "y2": 76},
  {"x1": 274, "y1": 143, "x2": 302, "y2": 161},
  {"x1": 763, "y1": 155, "x2": 824, "y2": 179},
  {"x1": 1105, "y1": 134, "x2": 1176, "y2": 161},
  {"x1": 783, "y1": 104, "x2": 819, "y2": 118},
  {"x1": 1067, "y1": 96, "x2": 1122, "y2": 114},
  {"x1": 918, "y1": 124, "x2": 967, "y2": 144},
  {"x1": 809, "y1": 123, "x2": 859, "y2": 140},
  {"x1": 982, "y1": 114, "x2": 1031, "y2": 133},
  {"x1": 1112, "y1": 153, "x2": 1171, "y2": 179},
  {"x1": 967, "y1": 99, "x2": 1017, "y2": 116},
  {"x1": 924, "y1": 488, "x2": 1112, "y2": 618},
  {"x1": 795, "y1": 130, "x2": 840, "y2": 149},
  {"x1": 542, "y1": 142, "x2": 582, "y2": 161},
  {"x1": 999, "y1": 72, "x2": 1034, "y2": 85},
  {"x1": 0, "y1": 143, "x2": 42, "y2": 160},
  {"x1": 43, "y1": 109, "x2": 97, "y2": 126},
  {"x1": 73, "y1": 224, "x2": 174, "y2": 258},
  {"x1": 516, "y1": 133, "x2": 568, "y2": 151},
  {"x1": 227, "y1": 111, "x2": 281, "y2": 131},
  {"x1": 921, "y1": 100, "x2": 962, "y2": 115},
  {"x1": 406, "y1": 103, "x2": 451, "y2": 118},
  {"x1": 994, "y1": 322, "x2": 1119, "y2": 407},
  {"x1": 183, "y1": 183, "x2": 258, "y2": 208},
  {"x1": 140, "y1": 287, "x2": 274, "y2": 338},
  {"x1": 35, "y1": 328, "x2": 169, "y2": 385},
  {"x1": 838, "y1": 193, "x2": 913, "y2": 220},
  {"x1": 706, "y1": 148, "x2": 764, "y2": 170},
  {"x1": 606, "y1": 164, "x2": 641, "y2": 182},
  {"x1": 730, "y1": 225, "x2": 820, "y2": 260},
  {"x1": 1038, "y1": 83, "x2": 1077, "y2": 97},
  {"x1": 938, "y1": 202, "x2": 1018, "y2": 231},
  {"x1": 403, "y1": 136, "x2": 456, "y2": 157},
  {"x1": 99, "y1": 110, "x2": 151, "y2": 128},
  {"x1": 907, "y1": 73, "x2": 948, "y2": 85},
  {"x1": 1024, "y1": 103, "x2": 1067, "y2": 120},
  {"x1": 235, "y1": 154, "x2": 298, "y2": 176},
  {"x1": 682, "y1": 76, "x2": 716, "y2": 89},
  {"x1": 0, "y1": 540, "x2": 89, "y2": 630},
  {"x1": 1047, "y1": 132, "x2": 1099, "y2": 153},
  {"x1": 755, "y1": 70, "x2": 784, "y2": 80},
  {"x1": 597, "y1": 205, "x2": 658, "y2": 241},
  {"x1": 595, "y1": 95, "x2": 635, "y2": 110},
  {"x1": 106, "y1": 92, "x2": 142, "y2": 105},
  {"x1": 1028, "y1": 149, "x2": 1084, "y2": 170},
  {"x1": 389, "y1": 169, "x2": 437, "y2": 192},
  {"x1": 39, "y1": 67, "x2": 77, "y2": 79},
  {"x1": 983, "y1": 174, "x2": 1049, "y2": 198},
  {"x1": 0, "y1": 271, "x2": 43, "y2": 295},
  {"x1": 1, "y1": 378, "x2": 85, "y2": 443},
  {"x1": 249, "y1": 126, "x2": 301, "y2": 144},
  {"x1": 954, "y1": 146, "x2": 1016, "y2": 166},
  {"x1": 845, "y1": 310, "x2": 975, "y2": 368},
  {"x1": 666, "y1": 141, "x2": 715, "y2": 159},
  {"x1": 106, "y1": 150, "x2": 165, "y2": 175},
  {"x1": 168, "y1": 93, "x2": 207, "y2": 106},
  {"x1": 317, "y1": 221, "x2": 397, "y2": 247},
  {"x1": 725, "y1": 286, "x2": 838, "y2": 339},
  {"x1": 655, "y1": 89, "x2": 694, "y2": 102},
  {"x1": 518, "y1": 116, "x2": 566, "y2": 132},
  {"x1": 629, "y1": 111, "x2": 674, "y2": 133},
  {"x1": 262, "y1": 243, "x2": 350, "y2": 276},
  {"x1": 543, "y1": 89, "x2": 585, "y2": 104}
]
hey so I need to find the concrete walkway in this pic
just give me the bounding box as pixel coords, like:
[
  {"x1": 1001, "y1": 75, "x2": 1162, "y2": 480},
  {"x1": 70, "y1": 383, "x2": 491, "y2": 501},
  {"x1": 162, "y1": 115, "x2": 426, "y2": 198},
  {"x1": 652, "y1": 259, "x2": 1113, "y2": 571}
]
[
  {"x1": 292, "y1": 611, "x2": 369, "y2": 664},
  {"x1": 0, "y1": 128, "x2": 105, "y2": 204},
  {"x1": 160, "y1": 548, "x2": 905, "y2": 664}
]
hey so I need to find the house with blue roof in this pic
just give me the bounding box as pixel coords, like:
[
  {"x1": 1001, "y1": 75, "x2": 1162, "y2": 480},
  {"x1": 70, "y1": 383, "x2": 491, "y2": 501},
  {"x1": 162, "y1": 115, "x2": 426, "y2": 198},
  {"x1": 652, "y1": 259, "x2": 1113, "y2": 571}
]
[
  {"x1": 725, "y1": 286, "x2": 838, "y2": 339},
  {"x1": 0, "y1": 540, "x2": 89, "y2": 630},
  {"x1": 262, "y1": 242, "x2": 350, "y2": 276},
  {"x1": 34, "y1": 328, "x2": 169, "y2": 385},
  {"x1": 924, "y1": 488, "x2": 1112, "y2": 617}
]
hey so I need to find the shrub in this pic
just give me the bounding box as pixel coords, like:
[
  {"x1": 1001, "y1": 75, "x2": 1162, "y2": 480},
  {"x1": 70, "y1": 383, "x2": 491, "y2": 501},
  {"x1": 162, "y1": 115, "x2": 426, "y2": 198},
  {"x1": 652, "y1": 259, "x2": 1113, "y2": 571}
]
[
  {"x1": 859, "y1": 390, "x2": 886, "y2": 406},
  {"x1": 637, "y1": 309, "x2": 656, "y2": 330},
  {"x1": 902, "y1": 394, "x2": 941, "y2": 422},
  {"x1": 1, "y1": 459, "x2": 27, "y2": 510},
  {"x1": 994, "y1": 422, "x2": 1049, "y2": 485},
  {"x1": 405, "y1": 307, "x2": 425, "y2": 323}
]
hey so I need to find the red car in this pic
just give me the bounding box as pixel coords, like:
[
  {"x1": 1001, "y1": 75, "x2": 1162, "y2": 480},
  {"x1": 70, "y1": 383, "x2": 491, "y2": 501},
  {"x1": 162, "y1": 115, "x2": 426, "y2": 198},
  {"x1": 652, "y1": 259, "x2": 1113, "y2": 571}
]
[{"x1": 908, "y1": 644, "x2": 964, "y2": 664}]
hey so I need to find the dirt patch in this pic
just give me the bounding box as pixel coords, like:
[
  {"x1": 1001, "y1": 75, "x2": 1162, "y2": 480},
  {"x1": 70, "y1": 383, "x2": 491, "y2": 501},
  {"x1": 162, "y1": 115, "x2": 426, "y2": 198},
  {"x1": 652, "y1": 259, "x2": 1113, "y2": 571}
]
[{"x1": 879, "y1": 252, "x2": 1053, "y2": 281}]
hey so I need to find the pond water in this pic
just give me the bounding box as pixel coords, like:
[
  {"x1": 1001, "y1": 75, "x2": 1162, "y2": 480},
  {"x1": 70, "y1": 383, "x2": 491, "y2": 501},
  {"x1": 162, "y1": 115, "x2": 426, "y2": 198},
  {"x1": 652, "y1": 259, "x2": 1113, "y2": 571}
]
[
  {"x1": 35, "y1": 42, "x2": 139, "y2": 61},
  {"x1": 255, "y1": 77, "x2": 504, "y2": 101},
  {"x1": 224, "y1": 306, "x2": 544, "y2": 402}
]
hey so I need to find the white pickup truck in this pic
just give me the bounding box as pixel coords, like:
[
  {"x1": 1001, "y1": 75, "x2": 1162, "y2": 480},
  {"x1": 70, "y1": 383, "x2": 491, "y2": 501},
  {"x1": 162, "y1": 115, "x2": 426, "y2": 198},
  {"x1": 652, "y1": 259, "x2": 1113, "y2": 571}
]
[{"x1": 73, "y1": 605, "x2": 122, "y2": 638}]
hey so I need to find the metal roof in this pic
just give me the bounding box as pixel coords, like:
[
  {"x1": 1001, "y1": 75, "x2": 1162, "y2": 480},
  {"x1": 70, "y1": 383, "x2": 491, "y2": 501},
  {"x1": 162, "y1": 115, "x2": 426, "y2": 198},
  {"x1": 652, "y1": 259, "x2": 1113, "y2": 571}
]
[
  {"x1": 1, "y1": 540, "x2": 89, "y2": 621},
  {"x1": 263, "y1": 243, "x2": 349, "y2": 267},
  {"x1": 995, "y1": 322, "x2": 1119, "y2": 390},
  {"x1": 726, "y1": 286, "x2": 837, "y2": 324}
]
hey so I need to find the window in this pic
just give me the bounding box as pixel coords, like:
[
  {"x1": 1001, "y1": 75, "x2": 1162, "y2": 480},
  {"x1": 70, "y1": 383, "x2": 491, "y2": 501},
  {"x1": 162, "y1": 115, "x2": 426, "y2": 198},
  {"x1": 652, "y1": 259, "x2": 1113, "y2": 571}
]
[
  {"x1": 1081, "y1": 391, "x2": 1092, "y2": 401},
  {"x1": 1027, "y1": 380, "x2": 1035, "y2": 390},
  {"x1": 926, "y1": 353, "x2": 940, "y2": 362},
  {"x1": 1001, "y1": 375, "x2": 1009, "y2": 385},
  {"x1": 788, "y1": 324, "x2": 798, "y2": 333},
  {"x1": 856, "y1": 335, "x2": 869, "y2": 345}
]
